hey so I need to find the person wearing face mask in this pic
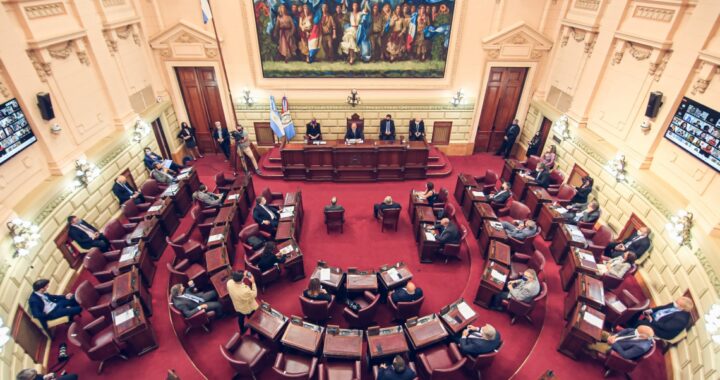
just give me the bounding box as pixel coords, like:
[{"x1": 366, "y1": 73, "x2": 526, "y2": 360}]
[
  {"x1": 112, "y1": 175, "x2": 145, "y2": 205},
  {"x1": 212, "y1": 121, "x2": 231, "y2": 162},
  {"x1": 408, "y1": 117, "x2": 425, "y2": 141},
  {"x1": 177, "y1": 121, "x2": 203, "y2": 160},
  {"x1": 306, "y1": 118, "x2": 322, "y2": 142},
  {"x1": 605, "y1": 226, "x2": 652, "y2": 260},
  {"x1": 456, "y1": 323, "x2": 502, "y2": 356},
  {"x1": 143, "y1": 147, "x2": 180, "y2": 172},
  {"x1": 231, "y1": 124, "x2": 261, "y2": 174},
  {"x1": 379, "y1": 114, "x2": 396, "y2": 141},
  {"x1": 627, "y1": 296, "x2": 693, "y2": 340},
  {"x1": 489, "y1": 269, "x2": 540, "y2": 311}
]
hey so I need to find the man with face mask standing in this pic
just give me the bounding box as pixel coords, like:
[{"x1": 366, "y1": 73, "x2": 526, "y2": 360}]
[{"x1": 231, "y1": 124, "x2": 261, "y2": 174}]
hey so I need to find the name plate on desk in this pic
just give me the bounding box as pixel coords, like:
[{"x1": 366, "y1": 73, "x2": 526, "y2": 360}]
[
  {"x1": 208, "y1": 234, "x2": 224, "y2": 243},
  {"x1": 114, "y1": 309, "x2": 135, "y2": 325}
]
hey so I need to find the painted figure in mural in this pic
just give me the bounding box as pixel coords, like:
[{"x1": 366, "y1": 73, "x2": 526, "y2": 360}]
[
  {"x1": 340, "y1": 1, "x2": 362, "y2": 64},
  {"x1": 370, "y1": 3, "x2": 384, "y2": 61},
  {"x1": 274, "y1": 5, "x2": 296, "y2": 63},
  {"x1": 298, "y1": 4, "x2": 313, "y2": 62},
  {"x1": 386, "y1": 5, "x2": 406, "y2": 62},
  {"x1": 414, "y1": 6, "x2": 430, "y2": 61},
  {"x1": 320, "y1": 4, "x2": 336, "y2": 61}
]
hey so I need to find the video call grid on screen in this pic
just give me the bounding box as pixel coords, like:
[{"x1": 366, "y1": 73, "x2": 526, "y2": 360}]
[
  {"x1": 0, "y1": 98, "x2": 37, "y2": 165},
  {"x1": 664, "y1": 97, "x2": 720, "y2": 172}
]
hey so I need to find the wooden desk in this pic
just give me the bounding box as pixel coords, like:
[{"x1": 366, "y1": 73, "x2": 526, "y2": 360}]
[
  {"x1": 323, "y1": 327, "x2": 363, "y2": 359},
  {"x1": 144, "y1": 197, "x2": 179, "y2": 236},
  {"x1": 281, "y1": 318, "x2": 324, "y2": 355},
  {"x1": 378, "y1": 263, "x2": 413, "y2": 292},
  {"x1": 277, "y1": 239, "x2": 305, "y2": 281},
  {"x1": 454, "y1": 173, "x2": 479, "y2": 206},
  {"x1": 177, "y1": 167, "x2": 201, "y2": 193},
  {"x1": 209, "y1": 268, "x2": 233, "y2": 313},
  {"x1": 470, "y1": 202, "x2": 497, "y2": 239},
  {"x1": 223, "y1": 187, "x2": 249, "y2": 223},
  {"x1": 408, "y1": 191, "x2": 429, "y2": 223},
  {"x1": 417, "y1": 227, "x2": 440, "y2": 263},
  {"x1": 214, "y1": 204, "x2": 241, "y2": 243},
  {"x1": 206, "y1": 224, "x2": 235, "y2": 260},
  {"x1": 478, "y1": 219, "x2": 508, "y2": 259},
  {"x1": 405, "y1": 314, "x2": 449, "y2": 350},
  {"x1": 117, "y1": 242, "x2": 156, "y2": 287},
  {"x1": 474, "y1": 261, "x2": 509, "y2": 308},
  {"x1": 112, "y1": 269, "x2": 152, "y2": 316},
  {"x1": 367, "y1": 325, "x2": 409, "y2": 362},
  {"x1": 439, "y1": 298, "x2": 478, "y2": 335},
  {"x1": 310, "y1": 264, "x2": 344, "y2": 293},
  {"x1": 550, "y1": 223, "x2": 588, "y2": 264},
  {"x1": 205, "y1": 246, "x2": 230, "y2": 277},
  {"x1": 462, "y1": 187, "x2": 489, "y2": 221},
  {"x1": 112, "y1": 297, "x2": 158, "y2": 356},
  {"x1": 161, "y1": 182, "x2": 193, "y2": 216},
  {"x1": 501, "y1": 159, "x2": 524, "y2": 183},
  {"x1": 511, "y1": 171, "x2": 535, "y2": 202},
  {"x1": 557, "y1": 303, "x2": 605, "y2": 360},
  {"x1": 346, "y1": 270, "x2": 378, "y2": 294},
  {"x1": 537, "y1": 204, "x2": 565, "y2": 240},
  {"x1": 247, "y1": 303, "x2": 288, "y2": 341},
  {"x1": 282, "y1": 192, "x2": 304, "y2": 242},
  {"x1": 413, "y1": 206, "x2": 436, "y2": 242},
  {"x1": 525, "y1": 186, "x2": 553, "y2": 218},
  {"x1": 559, "y1": 248, "x2": 599, "y2": 291},
  {"x1": 275, "y1": 220, "x2": 296, "y2": 242},
  {"x1": 487, "y1": 240, "x2": 511, "y2": 268},
  {"x1": 127, "y1": 219, "x2": 165, "y2": 260},
  {"x1": 242, "y1": 175, "x2": 256, "y2": 210},
  {"x1": 563, "y1": 274, "x2": 605, "y2": 320}
]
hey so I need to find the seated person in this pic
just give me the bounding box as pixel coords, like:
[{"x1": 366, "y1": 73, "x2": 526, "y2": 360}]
[
  {"x1": 597, "y1": 252, "x2": 636, "y2": 279},
  {"x1": 29, "y1": 279, "x2": 81, "y2": 332},
  {"x1": 16, "y1": 368, "x2": 78, "y2": 380},
  {"x1": 170, "y1": 283, "x2": 223, "y2": 318},
  {"x1": 409, "y1": 117, "x2": 425, "y2": 141},
  {"x1": 500, "y1": 219, "x2": 538, "y2": 240},
  {"x1": 143, "y1": 147, "x2": 180, "y2": 172},
  {"x1": 379, "y1": 114, "x2": 396, "y2": 141},
  {"x1": 377, "y1": 355, "x2": 416, "y2": 380},
  {"x1": 324, "y1": 196, "x2": 344, "y2": 212},
  {"x1": 374, "y1": 196, "x2": 401, "y2": 219},
  {"x1": 562, "y1": 200, "x2": 601, "y2": 225},
  {"x1": 391, "y1": 281, "x2": 423, "y2": 303},
  {"x1": 571, "y1": 175, "x2": 594, "y2": 204},
  {"x1": 193, "y1": 184, "x2": 223, "y2": 208},
  {"x1": 490, "y1": 269, "x2": 540, "y2": 310},
  {"x1": 605, "y1": 226, "x2": 651, "y2": 259},
  {"x1": 112, "y1": 175, "x2": 145, "y2": 205},
  {"x1": 489, "y1": 181, "x2": 512, "y2": 204},
  {"x1": 628, "y1": 296, "x2": 693, "y2": 340},
  {"x1": 303, "y1": 278, "x2": 332, "y2": 301},
  {"x1": 414, "y1": 181, "x2": 437, "y2": 204},
  {"x1": 306, "y1": 118, "x2": 322, "y2": 141},
  {"x1": 456, "y1": 323, "x2": 502, "y2": 356},
  {"x1": 255, "y1": 241, "x2": 286, "y2": 272},
  {"x1": 253, "y1": 196, "x2": 280, "y2": 231},
  {"x1": 345, "y1": 122, "x2": 364, "y2": 141},
  {"x1": 586, "y1": 325, "x2": 655, "y2": 360},
  {"x1": 67, "y1": 215, "x2": 111, "y2": 252},
  {"x1": 529, "y1": 162, "x2": 551, "y2": 188},
  {"x1": 541, "y1": 145, "x2": 557, "y2": 169},
  {"x1": 151, "y1": 161, "x2": 177, "y2": 184},
  {"x1": 432, "y1": 217, "x2": 461, "y2": 245}
]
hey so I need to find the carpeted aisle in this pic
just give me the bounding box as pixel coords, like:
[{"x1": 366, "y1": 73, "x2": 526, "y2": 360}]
[{"x1": 49, "y1": 152, "x2": 667, "y2": 380}]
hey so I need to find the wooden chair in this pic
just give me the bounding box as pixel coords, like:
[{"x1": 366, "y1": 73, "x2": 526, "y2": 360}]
[
  {"x1": 380, "y1": 208, "x2": 401, "y2": 232},
  {"x1": 324, "y1": 209, "x2": 345, "y2": 234}
]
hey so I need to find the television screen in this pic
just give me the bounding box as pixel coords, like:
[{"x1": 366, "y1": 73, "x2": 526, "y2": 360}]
[
  {"x1": 0, "y1": 98, "x2": 37, "y2": 165},
  {"x1": 664, "y1": 97, "x2": 720, "y2": 173}
]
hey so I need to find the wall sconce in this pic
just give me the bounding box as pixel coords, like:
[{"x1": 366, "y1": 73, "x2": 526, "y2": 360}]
[
  {"x1": 71, "y1": 159, "x2": 100, "y2": 189},
  {"x1": 50, "y1": 123, "x2": 62, "y2": 134},
  {"x1": 605, "y1": 153, "x2": 628, "y2": 182},
  {"x1": 241, "y1": 88, "x2": 255, "y2": 106},
  {"x1": 665, "y1": 209, "x2": 693, "y2": 248},
  {"x1": 552, "y1": 114, "x2": 571, "y2": 141},
  {"x1": 0, "y1": 317, "x2": 10, "y2": 350},
  {"x1": 347, "y1": 89, "x2": 361, "y2": 107},
  {"x1": 6, "y1": 218, "x2": 41, "y2": 258},
  {"x1": 704, "y1": 303, "x2": 720, "y2": 344},
  {"x1": 450, "y1": 89, "x2": 464, "y2": 107},
  {"x1": 132, "y1": 118, "x2": 151, "y2": 143}
]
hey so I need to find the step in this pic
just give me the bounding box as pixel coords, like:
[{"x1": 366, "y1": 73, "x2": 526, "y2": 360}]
[
  {"x1": 257, "y1": 171, "x2": 284, "y2": 179},
  {"x1": 428, "y1": 155, "x2": 440, "y2": 162},
  {"x1": 268, "y1": 156, "x2": 282, "y2": 163},
  {"x1": 428, "y1": 162, "x2": 446, "y2": 169}
]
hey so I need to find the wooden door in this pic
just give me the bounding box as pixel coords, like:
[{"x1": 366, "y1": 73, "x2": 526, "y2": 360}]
[
  {"x1": 474, "y1": 67, "x2": 528, "y2": 153},
  {"x1": 536, "y1": 117, "x2": 553, "y2": 156},
  {"x1": 175, "y1": 67, "x2": 227, "y2": 153},
  {"x1": 151, "y1": 118, "x2": 171, "y2": 158}
]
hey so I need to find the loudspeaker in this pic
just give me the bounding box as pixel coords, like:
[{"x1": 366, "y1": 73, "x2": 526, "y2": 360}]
[
  {"x1": 645, "y1": 91, "x2": 663, "y2": 118},
  {"x1": 37, "y1": 92, "x2": 55, "y2": 120}
]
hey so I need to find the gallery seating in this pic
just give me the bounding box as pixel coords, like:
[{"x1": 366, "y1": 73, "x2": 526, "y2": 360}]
[
  {"x1": 475, "y1": 170, "x2": 499, "y2": 194},
  {"x1": 261, "y1": 187, "x2": 284, "y2": 208},
  {"x1": 584, "y1": 225, "x2": 614, "y2": 261},
  {"x1": 239, "y1": 224, "x2": 271, "y2": 262},
  {"x1": 67, "y1": 316, "x2": 128, "y2": 374},
  {"x1": 548, "y1": 170, "x2": 565, "y2": 191},
  {"x1": 166, "y1": 233, "x2": 205, "y2": 263},
  {"x1": 519, "y1": 155, "x2": 541, "y2": 172},
  {"x1": 121, "y1": 199, "x2": 151, "y2": 223},
  {"x1": 166, "y1": 260, "x2": 208, "y2": 289},
  {"x1": 75, "y1": 280, "x2": 114, "y2": 319},
  {"x1": 491, "y1": 195, "x2": 513, "y2": 213},
  {"x1": 214, "y1": 172, "x2": 238, "y2": 193},
  {"x1": 601, "y1": 343, "x2": 655, "y2": 378},
  {"x1": 219, "y1": 332, "x2": 273, "y2": 380},
  {"x1": 464, "y1": 341, "x2": 503, "y2": 379},
  {"x1": 437, "y1": 225, "x2": 467, "y2": 263},
  {"x1": 498, "y1": 201, "x2": 531, "y2": 222},
  {"x1": 190, "y1": 206, "x2": 218, "y2": 241},
  {"x1": 244, "y1": 256, "x2": 281, "y2": 293},
  {"x1": 550, "y1": 184, "x2": 577, "y2": 206},
  {"x1": 417, "y1": 342, "x2": 468, "y2": 380},
  {"x1": 102, "y1": 219, "x2": 136, "y2": 250},
  {"x1": 140, "y1": 179, "x2": 167, "y2": 202},
  {"x1": 509, "y1": 249, "x2": 546, "y2": 280},
  {"x1": 507, "y1": 227, "x2": 541, "y2": 256},
  {"x1": 604, "y1": 289, "x2": 649, "y2": 327}
]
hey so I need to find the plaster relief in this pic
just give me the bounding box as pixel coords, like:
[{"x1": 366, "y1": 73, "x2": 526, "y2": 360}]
[
  {"x1": 633, "y1": 6, "x2": 675, "y2": 23},
  {"x1": 574, "y1": 0, "x2": 600, "y2": 11},
  {"x1": 482, "y1": 22, "x2": 552, "y2": 61},
  {"x1": 27, "y1": 51, "x2": 52, "y2": 82},
  {"x1": 24, "y1": 3, "x2": 66, "y2": 19},
  {"x1": 47, "y1": 42, "x2": 73, "y2": 60},
  {"x1": 149, "y1": 21, "x2": 221, "y2": 61}
]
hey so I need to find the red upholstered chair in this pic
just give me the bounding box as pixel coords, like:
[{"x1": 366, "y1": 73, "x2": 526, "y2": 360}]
[
  {"x1": 585, "y1": 225, "x2": 614, "y2": 261},
  {"x1": 140, "y1": 179, "x2": 167, "y2": 202},
  {"x1": 502, "y1": 282, "x2": 547, "y2": 325},
  {"x1": 168, "y1": 293, "x2": 215, "y2": 335},
  {"x1": 519, "y1": 155, "x2": 541, "y2": 172},
  {"x1": 491, "y1": 195, "x2": 513, "y2": 213},
  {"x1": 434, "y1": 202, "x2": 456, "y2": 220},
  {"x1": 244, "y1": 256, "x2": 280, "y2": 293},
  {"x1": 121, "y1": 199, "x2": 151, "y2": 223},
  {"x1": 372, "y1": 362, "x2": 419, "y2": 380},
  {"x1": 604, "y1": 290, "x2": 650, "y2": 327},
  {"x1": 75, "y1": 280, "x2": 113, "y2": 319},
  {"x1": 547, "y1": 170, "x2": 565, "y2": 192},
  {"x1": 166, "y1": 233, "x2": 205, "y2": 263},
  {"x1": 550, "y1": 184, "x2": 577, "y2": 206},
  {"x1": 343, "y1": 291, "x2": 381, "y2": 328},
  {"x1": 299, "y1": 295, "x2": 335, "y2": 323},
  {"x1": 239, "y1": 224, "x2": 271, "y2": 263},
  {"x1": 464, "y1": 341, "x2": 503, "y2": 379},
  {"x1": 102, "y1": 219, "x2": 136, "y2": 250},
  {"x1": 432, "y1": 188, "x2": 449, "y2": 208},
  {"x1": 578, "y1": 211, "x2": 601, "y2": 230},
  {"x1": 166, "y1": 260, "x2": 208, "y2": 289},
  {"x1": 437, "y1": 225, "x2": 467, "y2": 263},
  {"x1": 261, "y1": 187, "x2": 284, "y2": 208},
  {"x1": 508, "y1": 227, "x2": 541, "y2": 256},
  {"x1": 190, "y1": 205, "x2": 219, "y2": 241},
  {"x1": 497, "y1": 201, "x2": 531, "y2": 222},
  {"x1": 387, "y1": 291, "x2": 424, "y2": 321},
  {"x1": 324, "y1": 209, "x2": 345, "y2": 234},
  {"x1": 475, "y1": 170, "x2": 499, "y2": 194},
  {"x1": 417, "y1": 342, "x2": 468, "y2": 380},
  {"x1": 602, "y1": 343, "x2": 655, "y2": 378},
  {"x1": 219, "y1": 332, "x2": 273, "y2": 380},
  {"x1": 272, "y1": 352, "x2": 318, "y2": 380},
  {"x1": 318, "y1": 360, "x2": 362, "y2": 380},
  {"x1": 83, "y1": 248, "x2": 121, "y2": 282},
  {"x1": 379, "y1": 208, "x2": 401, "y2": 232},
  {"x1": 67, "y1": 316, "x2": 128, "y2": 374},
  {"x1": 510, "y1": 249, "x2": 546, "y2": 280},
  {"x1": 601, "y1": 264, "x2": 637, "y2": 290},
  {"x1": 215, "y1": 171, "x2": 238, "y2": 193}
]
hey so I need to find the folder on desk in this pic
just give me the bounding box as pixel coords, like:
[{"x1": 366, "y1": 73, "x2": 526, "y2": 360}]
[
  {"x1": 208, "y1": 234, "x2": 224, "y2": 243},
  {"x1": 457, "y1": 302, "x2": 476, "y2": 319},
  {"x1": 425, "y1": 232, "x2": 436, "y2": 241},
  {"x1": 490, "y1": 269, "x2": 507, "y2": 283},
  {"x1": 114, "y1": 309, "x2": 134, "y2": 325},
  {"x1": 319, "y1": 268, "x2": 331, "y2": 281},
  {"x1": 583, "y1": 312, "x2": 603, "y2": 328}
]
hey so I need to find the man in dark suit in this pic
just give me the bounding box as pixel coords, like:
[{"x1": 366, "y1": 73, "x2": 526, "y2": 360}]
[
  {"x1": 531, "y1": 162, "x2": 551, "y2": 188},
  {"x1": 457, "y1": 324, "x2": 502, "y2": 356},
  {"x1": 213, "y1": 121, "x2": 231, "y2": 161},
  {"x1": 345, "y1": 122, "x2": 364, "y2": 140},
  {"x1": 587, "y1": 326, "x2": 655, "y2": 360},
  {"x1": 112, "y1": 175, "x2": 145, "y2": 205},
  {"x1": 16, "y1": 368, "x2": 78, "y2": 380},
  {"x1": 306, "y1": 118, "x2": 322, "y2": 141},
  {"x1": 408, "y1": 117, "x2": 425, "y2": 141},
  {"x1": 496, "y1": 118, "x2": 521, "y2": 158},
  {"x1": 433, "y1": 217, "x2": 461, "y2": 245},
  {"x1": 489, "y1": 182, "x2": 512, "y2": 204},
  {"x1": 255, "y1": 241, "x2": 286, "y2": 272},
  {"x1": 374, "y1": 196, "x2": 401, "y2": 219},
  {"x1": 563, "y1": 200, "x2": 601, "y2": 225},
  {"x1": 143, "y1": 147, "x2": 180, "y2": 172},
  {"x1": 377, "y1": 355, "x2": 416, "y2": 380},
  {"x1": 28, "y1": 279, "x2": 81, "y2": 332},
  {"x1": 391, "y1": 281, "x2": 423, "y2": 303},
  {"x1": 170, "y1": 283, "x2": 223, "y2": 318},
  {"x1": 379, "y1": 114, "x2": 396, "y2": 141},
  {"x1": 324, "y1": 196, "x2": 344, "y2": 212},
  {"x1": 501, "y1": 219, "x2": 538, "y2": 240},
  {"x1": 253, "y1": 196, "x2": 280, "y2": 231},
  {"x1": 629, "y1": 296, "x2": 693, "y2": 340},
  {"x1": 606, "y1": 226, "x2": 652, "y2": 259},
  {"x1": 67, "y1": 215, "x2": 111, "y2": 252}
]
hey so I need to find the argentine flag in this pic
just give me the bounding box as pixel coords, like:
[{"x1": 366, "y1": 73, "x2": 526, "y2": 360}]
[
  {"x1": 200, "y1": 0, "x2": 212, "y2": 24},
  {"x1": 269, "y1": 96, "x2": 285, "y2": 138}
]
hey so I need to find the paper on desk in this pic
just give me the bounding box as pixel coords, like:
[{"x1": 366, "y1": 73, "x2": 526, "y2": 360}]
[
  {"x1": 279, "y1": 245, "x2": 294, "y2": 255},
  {"x1": 554, "y1": 206, "x2": 568, "y2": 214},
  {"x1": 457, "y1": 302, "x2": 476, "y2": 320},
  {"x1": 583, "y1": 312, "x2": 604, "y2": 329},
  {"x1": 425, "y1": 232, "x2": 436, "y2": 241},
  {"x1": 320, "y1": 268, "x2": 331, "y2": 281},
  {"x1": 114, "y1": 309, "x2": 134, "y2": 325},
  {"x1": 177, "y1": 173, "x2": 189, "y2": 180},
  {"x1": 472, "y1": 191, "x2": 486, "y2": 198},
  {"x1": 148, "y1": 205, "x2": 162, "y2": 213},
  {"x1": 490, "y1": 269, "x2": 507, "y2": 283},
  {"x1": 579, "y1": 252, "x2": 596, "y2": 263},
  {"x1": 610, "y1": 300, "x2": 627, "y2": 312},
  {"x1": 489, "y1": 221, "x2": 504, "y2": 230},
  {"x1": 208, "y1": 234, "x2": 224, "y2": 243},
  {"x1": 227, "y1": 193, "x2": 239, "y2": 200},
  {"x1": 119, "y1": 250, "x2": 136, "y2": 262},
  {"x1": 387, "y1": 267, "x2": 402, "y2": 281},
  {"x1": 180, "y1": 167, "x2": 192, "y2": 174}
]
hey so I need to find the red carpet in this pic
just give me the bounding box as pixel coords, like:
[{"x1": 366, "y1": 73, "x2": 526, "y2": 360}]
[{"x1": 49, "y1": 153, "x2": 667, "y2": 380}]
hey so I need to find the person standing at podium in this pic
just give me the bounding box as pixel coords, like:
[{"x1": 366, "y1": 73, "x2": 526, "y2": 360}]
[
  {"x1": 408, "y1": 117, "x2": 425, "y2": 141},
  {"x1": 379, "y1": 114, "x2": 396, "y2": 141},
  {"x1": 306, "y1": 118, "x2": 322, "y2": 141},
  {"x1": 227, "y1": 271, "x2": 258, "y2": 334},
  {"x1": 345, "y1": 122, "x2": 364, "y2": 141}
]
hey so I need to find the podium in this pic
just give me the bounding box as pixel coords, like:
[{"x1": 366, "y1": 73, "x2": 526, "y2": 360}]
[
  {"x1": 559, "y1": 247, "x2": 599, "y2": 291},
  {"x1": 537, "y1": 204, "x2": 565, "y2": 240},
  {"x1": 563, "y1": 274, "x2": 604, "y2": 320},
  {"x1": 557, "y1": 303, "x2": 605, "y2": 360},
  {"x1": 454, "y1": 173, "x2": 479, "y2": 206},
  {"x1": 525, "y1": 186, "x2": 552, "y2": 218},
  {"x1": 478, "y1": 219, "x2": 508, "y2": 259},
  {"x1": 112, "y1": 297, "x2": 158, "y2": 356},
  {"x1": 550, "y1": 223, "x2": 588, "y2": 264},
  {"x1": 474, "y1": 261, "x2": 508, "y2": 308}
]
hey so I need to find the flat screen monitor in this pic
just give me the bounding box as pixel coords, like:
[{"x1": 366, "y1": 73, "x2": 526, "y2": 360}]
[
  {"x1": 664, "y1": 97, "x2": 720, "y2": 173},
  {"x1": 0, "y1": 98, "x2": 37, "y2": 165}
]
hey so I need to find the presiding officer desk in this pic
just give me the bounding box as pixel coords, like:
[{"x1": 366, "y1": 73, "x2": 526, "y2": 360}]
[{"x1": 280, "y1": 139, "x2": 430, "y2": 181}]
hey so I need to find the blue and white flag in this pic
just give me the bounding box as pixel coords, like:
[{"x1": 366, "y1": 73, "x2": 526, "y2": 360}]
[
  {"x1": 269, "y1": 96, "x2": 285, "y2": 138},
  {"x1": 424, "y1": 24, "x2": 451, "y2": 48},
  {"x1": 200, "y1": 0, "x2": 212, "y2": 24},
  {"x1": 281, "y1": 96, "x2": 296, "y2": 140}
]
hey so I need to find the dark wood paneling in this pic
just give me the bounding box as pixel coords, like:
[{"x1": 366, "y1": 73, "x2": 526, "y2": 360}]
[
  {"x1": 12, "y1": 306, "x2": 47, "y2": 362},
  {"x1": 253, "y1": 122, "x2": 275, "y2": 146},
  {"x1": 175, "y1": 67, "x2": 226, "y2": 154},
  {"x1": 568, "y1": 164, "x2": 589, "y2": 188},
  {"x1": 431, "y1": 121, "x2": 452, "y2": 145},
  {"x1": 474, "y1": 67, "x2": 528, "y2": 153},
  {"x1": 618, "y1": 213, "x2": 647, "y2": 241}
]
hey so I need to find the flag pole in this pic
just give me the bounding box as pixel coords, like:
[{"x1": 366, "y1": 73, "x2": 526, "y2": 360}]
[{"x1": 207, "y1": 0, "x2": 241, "y2": 171}]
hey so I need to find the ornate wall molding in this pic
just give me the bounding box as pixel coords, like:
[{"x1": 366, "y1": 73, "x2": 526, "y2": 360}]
[
  {"x1": 116, "y1": 25, "x2": 133, "y2": 39},
  {"x1": 559, "y1": 22, "x2": 599, "y2": 57},
  {"x1": 103, "y1": 31, "x2": 119, "y2": 54},
  {"x1": 574, "y1": 0, "x2": 600, "y2": 11},
  {"x1": 47, "y1": 42, "x2": 73, "y2": 60},
  {"x1": 0, "y1": 67, "x2": 10, "y2": 98},
  {"x1": 27, "y1": 50, "x2": 52, "y2": 82},
  {"x1": 102, "y1": 0, "x2": 126, "y2": 6},
  {"x1": 633, "y1": 6, "x2": 675, "y2": 22},
  {"x1": 628, "y1": 43, "x2": 652, "y2": 61},
  {"x1": 149, "y1": 21, "x2": 221, "y2": 61},
  {"x1": 234, "y1": 102, "x2": 475, "y2": 112},
  {"x1": 24, "y1": 3, "x2": 66, "y2": 19},
  {"x1": 610, "y1": 36, "x2": 672, "y2": 81},
  {"x1": 691, "y1": 51, "x2": 720, "y2": 95},
  {"x1": 482, "y1": 22, "x2": 553, "y2": 61}
]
